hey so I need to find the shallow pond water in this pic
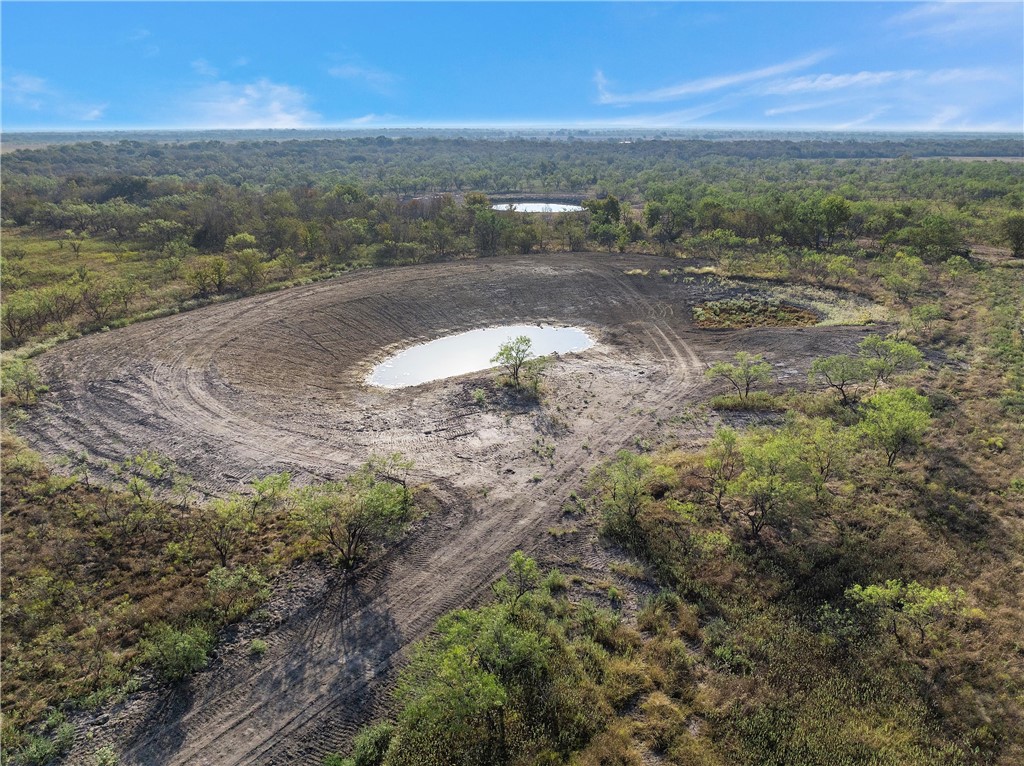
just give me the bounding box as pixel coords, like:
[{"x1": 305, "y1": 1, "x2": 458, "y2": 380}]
[
  {"x1": 368, "y1": 324, "x2": 595, "y2": 388},
  {"x1": 491, "y1": 202, "x2": 585, "y2": 213}
]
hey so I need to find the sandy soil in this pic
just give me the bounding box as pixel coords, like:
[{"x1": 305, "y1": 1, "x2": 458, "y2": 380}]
[{"x1": 21, "y1": 253, "x2": 876, "y2": 765}]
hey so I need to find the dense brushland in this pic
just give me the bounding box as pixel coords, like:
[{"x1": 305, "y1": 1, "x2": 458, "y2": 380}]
[{"x1": 1, "y1": 134, "x2": 1023, "y2": 765}]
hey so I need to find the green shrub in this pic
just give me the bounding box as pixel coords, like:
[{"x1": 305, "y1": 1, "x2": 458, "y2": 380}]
[
  {"x1": 1, "y1": 357, "x2": 46, "y2": 404},
  {"x1": 206, "y1": 565, "x2": 270, "y2": 619},
  {"x1": 544, "y1": 568, "x2": 568, "y2": 594},
  {"x1": 94, "y1": 745, "x2": 119, "y2": 766},
  {"x1": 350, "y1": 722, "x2": 395, "y2": 766},
  {"x1": 141, "y1": 623, "x2": 214, "y2": 681},
  {"x1": 12, "y1": 735, "x2": 57, "y2": 766}
]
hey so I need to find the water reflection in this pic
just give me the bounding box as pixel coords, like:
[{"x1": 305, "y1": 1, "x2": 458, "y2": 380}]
[
  {"x1": 368, "y1": 324, "x2": 595, "y2": 388},
  {"x1": 491, "y1": 202, "x2": 585, "y2": 213}
]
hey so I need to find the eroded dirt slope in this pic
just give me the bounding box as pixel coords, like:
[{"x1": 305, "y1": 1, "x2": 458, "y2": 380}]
[{"x1": 21, "y1": 254, "x2": 873, "y2": 765}]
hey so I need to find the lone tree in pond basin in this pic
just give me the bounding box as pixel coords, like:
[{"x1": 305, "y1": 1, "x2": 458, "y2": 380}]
[{"x1": 491, "y1": 335, "x2": 534, "y2": 389}]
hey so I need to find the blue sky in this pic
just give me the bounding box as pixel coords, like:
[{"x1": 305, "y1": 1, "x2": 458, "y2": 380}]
[{"x1": 2, "y1": 2, "x2": 1022, "y2": 132}]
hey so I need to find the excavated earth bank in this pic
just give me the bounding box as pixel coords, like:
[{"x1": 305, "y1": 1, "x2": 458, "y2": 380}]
[{"x1": 21, "y1": 254, "x2": 875, "y2": 765}]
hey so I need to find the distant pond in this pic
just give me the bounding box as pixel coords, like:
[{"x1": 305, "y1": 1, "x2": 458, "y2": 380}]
[{"x1": 491, "y1": 202, "x2": 585, "y2": 213}]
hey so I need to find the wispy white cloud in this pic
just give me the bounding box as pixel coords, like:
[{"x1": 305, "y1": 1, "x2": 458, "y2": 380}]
[
  {"x1": 887, "y1": 2, "x2": 1021, "y2": 40},
  {"x1": 328, "y1": 63, "x2": 397, "y2": 94},
  {"x1": 78, "y1": 104, "x2": 108, "y2": 121},
  {"x1": 3, "y1": 72, "x2": 108, "y2": 122},
  {"x1": 595, "y1": 51, "x2": 830, "y2": 105},
  {"x1": 184, "y1": 78, "x2": 319, "y2": 128},
  {"x1": 608, "y1": 98, "x2": 737, "y2": 127},
  {"x1": 126, "y1": 27, "x2": 159, "y2": 57},
  {"x1": 191, "y1": 59, "x2": 220, "y2": 78},
  {"x1": 758, "y1": 67, "x2": 1012, "y2": 125},
  {"x1": 923, "y1": 105, "x2": 964, "y2": 130},
  {"x1": 346, "y1": 113, "x2": 391, "y2": 125},
  {"x1": 757, "y1": 66, "x2": 1020, "y2": 132},
  {"x1": 762, "y1": 66, "x2": 1005, "y2": 96},
  {"x1": 764, "y1": 98, "x2": 850, "y2": 117},
  {"x1": 761, "y1": 70, "x2": 920, "y2": 95},
  {"x1": 566, "y1": 96, "x2": 740, "y2": 128},
  {"x1": 925, "y1": 67, "x2": 1006, "y2": 85},
  {"x1": 4, "y1": 73, "x2": 50, "y2": 109},
  {"x1": 833, "y1": 107, "x2": 890, "y2": 130}
]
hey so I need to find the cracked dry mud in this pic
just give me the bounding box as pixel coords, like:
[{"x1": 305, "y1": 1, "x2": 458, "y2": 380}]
[{"x1": 21, "y1": 254, "x2": 874, "y2": 765}]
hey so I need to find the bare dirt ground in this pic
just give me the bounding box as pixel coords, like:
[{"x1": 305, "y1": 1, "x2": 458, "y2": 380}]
[{"x1": 20, "y1": 253, "x2": 876, "y2": 765}]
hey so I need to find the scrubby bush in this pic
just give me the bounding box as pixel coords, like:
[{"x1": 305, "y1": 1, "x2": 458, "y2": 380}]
[{"x1": 140, "y1": 623, "x2": 214, "y2": 681}]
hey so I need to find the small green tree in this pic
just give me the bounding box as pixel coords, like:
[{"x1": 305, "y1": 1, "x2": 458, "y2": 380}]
[
  {"x1": 295, "y1": 459, "x2": 414, "y2": 569},
  {"x1": 703, "y1": 427, "x2": 741, "y2": 515},
  {"x1": 491, "y1": 551, "x2": 539, "y2": 611},
  {"x1": 909, "y1": 303, "x2": 943, "y2": 338},
  {"x1": 593, "y1": 450, "x2": 653, "y2": 537},
  {"x1": 942, "y1": 254, "x2": 972, "y2": 280},
  {"x1": 391, "y1": 632, "x2": 509, "y2": 766},
  {"x1": 820, "y1": 194, "x2": 852, "y2": 247},
  {"x1": 491, "y1": 335, "x2": 534, "y2": 389},
  {"x1": 857, "y1": 336, "x2": 924, "y2": 389},
  {"x1": 199, "y1": 496, "x2": 251, "y2": 567},
  {"x1": 248, "y1": 471, "x2": 292, "y2": 520},
  {"x1": 858, "y1": 388, "x2": 931, "y2": 467},
  {"x1": 1, "y1": 291, "x2": 43, "y2": 344},
  {"x1": 847, "y1": 579, "x2": 964, "y2": 648},
  {"x1": 473, "y1": 209, "x2": 505, "y2": 256},
  {"x1": 185, "y1": 256, "x2": 230, "y2": 297},
  {"x1": 1, "y1": 357, "x2": 46, "y2": 404},
  {"x1": 330, "y1": 722, "x2": 396, "y2": 766},
  {"x1": 80, "y1": 277, "x2": 120, "y2": 324},
  {"x1": 906, "y1": 214, "x2": 965, "y2": 262},
  {"x1": 825, "y1": 254, "x2": 857, "y2": 284},
  {"x1": 728, "y1": 428, "x2": 813, "y2": 543},
  {"x1": 389, "y1": 587, "x2": 559, "y2": 766},
  {"x1": 231, "y1": 248, "x2": 268, "y2": 294},
  {"x1": 796, "y1": 416, "x2": 855, "y2": 503},
  {"x1": 94, "y1": 745, "x2": 119, "y2": 766},
  {"x1": 705, "y1": 351, "x2": 773, "y2": 399},
  {"x1": 809, "y1": 354, "x2": 869, "y2": 406},
  {"x1": 879, "y1": 251, "x2": 926, "y2": 301},
  {"x1": 1001, "y1": 212, "x2": 1024, "y2": 257},
  {"x1": 366, "y1": 452, "x2": 414, "y2": 494},
  {"x1": 591, "y1": 450, "x2": 674, "y2": 552},
  {"x1": 225, "y1": 232, "x2": 258, "y2": 252}
]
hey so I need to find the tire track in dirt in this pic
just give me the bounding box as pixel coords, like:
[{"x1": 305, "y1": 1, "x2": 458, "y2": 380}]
[{"x1": 21, "y1": 255, "x2": 871, "y2": 765}]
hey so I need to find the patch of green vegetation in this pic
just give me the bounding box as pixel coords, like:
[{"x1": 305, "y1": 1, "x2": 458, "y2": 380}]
[
  {"x1": 693, "y1": 297, "x2": 818, "y2": 328},
  {"x1": 0, "y1": 435, "x2": 421, "y2": 756}
]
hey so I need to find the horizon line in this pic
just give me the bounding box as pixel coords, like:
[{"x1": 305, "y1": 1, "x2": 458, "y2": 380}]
[{"x1": 4, "y1": 125, "x2": 1023, "y2": 137}]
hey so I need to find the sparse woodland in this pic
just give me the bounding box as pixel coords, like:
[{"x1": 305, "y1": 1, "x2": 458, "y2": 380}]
[{"x1": 1, "y1": 136, "x2": 1022, "y2": 765}]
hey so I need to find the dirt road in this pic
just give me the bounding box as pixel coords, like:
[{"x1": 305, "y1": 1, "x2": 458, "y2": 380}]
[{"x1": 21, "y1": 254, "x2": 872, "y2": 764}]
